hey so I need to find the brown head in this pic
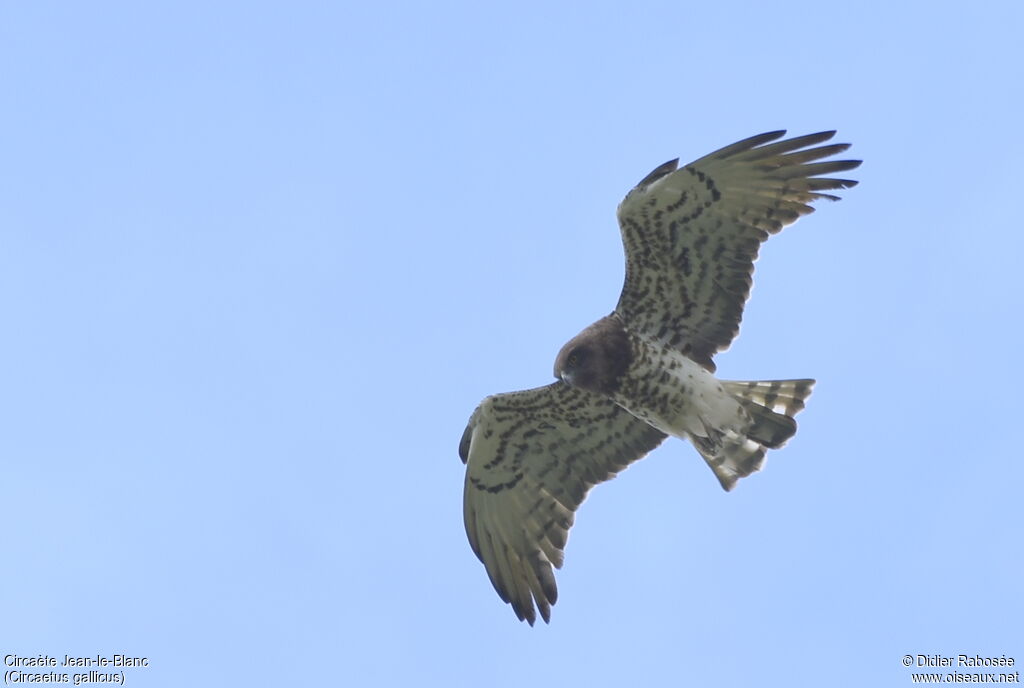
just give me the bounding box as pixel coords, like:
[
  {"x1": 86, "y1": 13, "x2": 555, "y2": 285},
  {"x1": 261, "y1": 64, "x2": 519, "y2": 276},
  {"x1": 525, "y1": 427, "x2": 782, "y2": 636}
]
[{"x1": 553, "y1": 314, "x2": 632, "y2": 396}]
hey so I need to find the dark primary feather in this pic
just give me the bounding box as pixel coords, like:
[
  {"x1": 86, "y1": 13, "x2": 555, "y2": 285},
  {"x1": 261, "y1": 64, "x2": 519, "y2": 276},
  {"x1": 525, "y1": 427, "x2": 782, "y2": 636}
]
[
  {"x1": 461, "y1": 382, "x2": 666, "y2": 624},
  {"x1": 614, "y1": 130, "x2": 860, "y2": 371}
]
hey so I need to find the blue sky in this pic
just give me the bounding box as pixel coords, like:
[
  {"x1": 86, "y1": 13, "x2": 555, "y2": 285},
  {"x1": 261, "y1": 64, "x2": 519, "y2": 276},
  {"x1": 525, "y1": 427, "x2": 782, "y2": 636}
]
[{"x1": 2, "y1": 2, "x2": 1022, "y2": 686}]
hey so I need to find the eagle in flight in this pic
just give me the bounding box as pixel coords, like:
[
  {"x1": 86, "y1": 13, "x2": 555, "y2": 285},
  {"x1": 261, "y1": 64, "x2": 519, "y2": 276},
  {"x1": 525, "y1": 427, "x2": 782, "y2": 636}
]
[{"x1": 459, "y1": 130, "x2": 860, "y2": 625}]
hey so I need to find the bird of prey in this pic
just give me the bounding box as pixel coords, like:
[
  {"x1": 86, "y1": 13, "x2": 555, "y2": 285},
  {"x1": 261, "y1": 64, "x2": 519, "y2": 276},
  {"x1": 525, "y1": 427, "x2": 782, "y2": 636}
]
[{"x1": 459, "y1": 130, "x2": 860, "y2": 625}]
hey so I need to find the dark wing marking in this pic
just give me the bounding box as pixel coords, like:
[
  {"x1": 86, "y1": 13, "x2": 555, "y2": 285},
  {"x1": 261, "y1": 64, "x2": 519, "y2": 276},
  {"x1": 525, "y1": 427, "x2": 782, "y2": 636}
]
[
  {"x1": 460, "y1": 382, "x2": 666, "y2": 625},
  {"x1": 614, "y1": 130, "x2": 861, "y2": 371}
]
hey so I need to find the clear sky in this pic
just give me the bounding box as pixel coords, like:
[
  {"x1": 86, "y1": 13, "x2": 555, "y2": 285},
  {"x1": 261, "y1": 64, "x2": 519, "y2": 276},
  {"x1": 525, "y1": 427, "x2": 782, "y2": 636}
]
[{"x1": 2, "y1": 2, "x2": 1022, "y2": 686}]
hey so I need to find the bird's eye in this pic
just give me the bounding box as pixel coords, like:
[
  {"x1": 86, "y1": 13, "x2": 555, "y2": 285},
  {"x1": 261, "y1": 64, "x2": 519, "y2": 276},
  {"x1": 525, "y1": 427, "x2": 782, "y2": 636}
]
[{"x1": 567, "y1": 350, "x2": 581, "y2": 366}]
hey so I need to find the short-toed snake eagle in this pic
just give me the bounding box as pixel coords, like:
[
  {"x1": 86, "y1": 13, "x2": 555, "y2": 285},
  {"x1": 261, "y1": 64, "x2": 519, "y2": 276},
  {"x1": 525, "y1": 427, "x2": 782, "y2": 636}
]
[{"x1": 459, "y1": 130, "x2": 860, "y2": 624}]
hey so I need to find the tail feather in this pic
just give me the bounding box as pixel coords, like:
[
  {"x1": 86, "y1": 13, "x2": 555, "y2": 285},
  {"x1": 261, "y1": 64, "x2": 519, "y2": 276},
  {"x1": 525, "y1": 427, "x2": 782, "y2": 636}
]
[
  {"x1": 691, "y1": 432, "x2": 768, "y2": 492},
  {"x1": 721, "y1": 378, "x2": 814, "y2": 417},
  {"x1": 694, "y1": 379, "x2": 814, "y2": 491}
]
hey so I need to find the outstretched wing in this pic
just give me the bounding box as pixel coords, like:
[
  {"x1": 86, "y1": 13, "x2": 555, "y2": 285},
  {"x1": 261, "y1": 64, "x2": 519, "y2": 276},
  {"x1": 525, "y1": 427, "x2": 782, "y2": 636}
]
[
  {"x1": 460, "y1": 382, "x2": 666, "y2": 625},
  {"x1": 614, "y1": 131, "x2": 861, "y2": 371}
]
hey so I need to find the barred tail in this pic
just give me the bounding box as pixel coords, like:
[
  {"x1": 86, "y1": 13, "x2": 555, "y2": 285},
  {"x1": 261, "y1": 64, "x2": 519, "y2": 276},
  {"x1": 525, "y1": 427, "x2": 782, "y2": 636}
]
[{"x1": 694, "y1": 379, "x2": 815, "y2": 491}]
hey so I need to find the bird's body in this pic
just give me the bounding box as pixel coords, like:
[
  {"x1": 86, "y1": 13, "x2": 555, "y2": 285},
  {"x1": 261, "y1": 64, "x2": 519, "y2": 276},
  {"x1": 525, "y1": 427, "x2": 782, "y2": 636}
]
[
  {"x1": 614, "y1": 330, "x2": 747, "y2": 441},
  {"x1": 556, "y1": 313, "x2": 814, "y2": 490},
  {"x1": 558, "y1": 313, "x2": 740, "y2": 441},
  {"x1": 460, "y1": 130, "x2": 860, "y2": 624}
]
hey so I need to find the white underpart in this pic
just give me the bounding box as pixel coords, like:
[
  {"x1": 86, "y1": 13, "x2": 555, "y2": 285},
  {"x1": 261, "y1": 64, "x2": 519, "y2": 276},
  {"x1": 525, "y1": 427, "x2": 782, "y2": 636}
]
[{"x1": 614, "y1": 343, "x2": 747, "y2": 441}]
